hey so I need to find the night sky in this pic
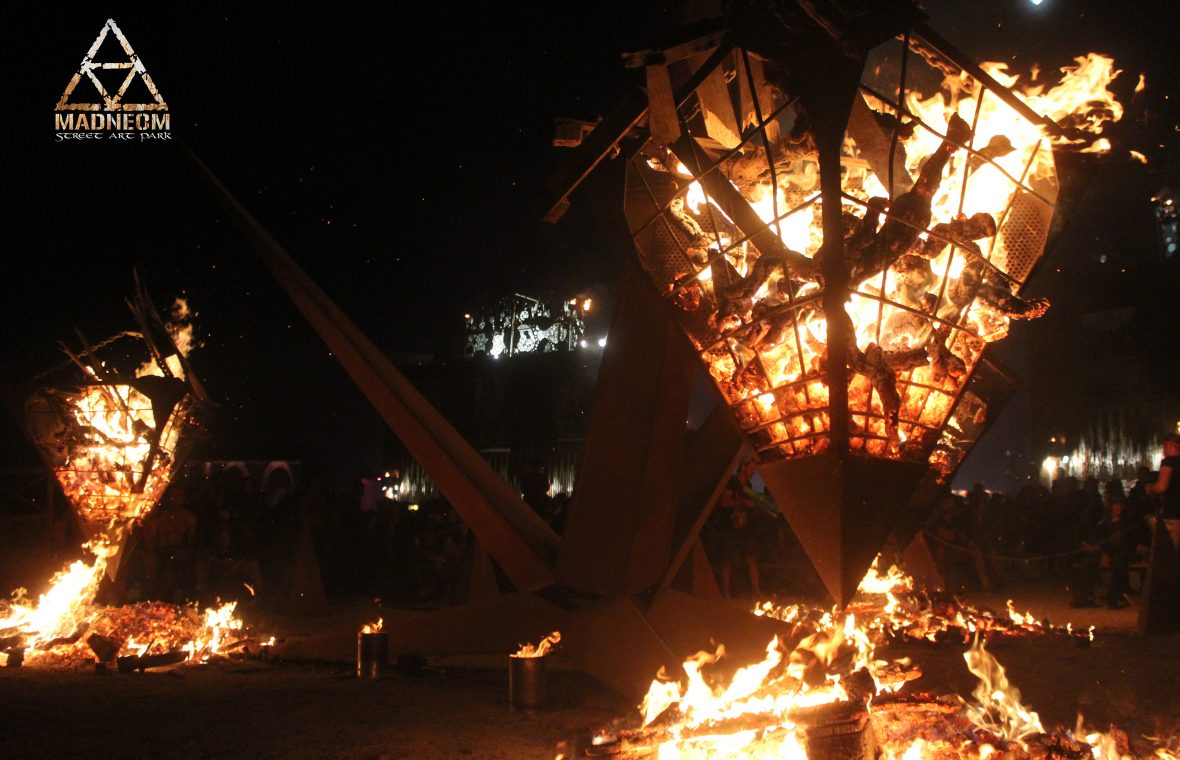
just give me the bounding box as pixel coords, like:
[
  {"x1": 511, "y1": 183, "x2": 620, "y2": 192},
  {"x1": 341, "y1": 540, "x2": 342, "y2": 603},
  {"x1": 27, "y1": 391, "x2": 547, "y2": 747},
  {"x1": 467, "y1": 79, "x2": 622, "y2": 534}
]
[{"x1": 3, "y1": 2, "x2": 1177, "y2": 482}]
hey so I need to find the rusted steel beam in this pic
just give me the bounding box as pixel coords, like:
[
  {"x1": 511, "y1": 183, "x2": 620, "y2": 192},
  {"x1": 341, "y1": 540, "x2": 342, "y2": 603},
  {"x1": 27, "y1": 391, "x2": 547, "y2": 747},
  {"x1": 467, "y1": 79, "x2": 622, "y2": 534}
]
[
  {"x1": 556, "y1": 259, "x2": 694, "y2": 594},
  {"x1": 659, "y1": 401, "x2": 743, "y2": 592}
]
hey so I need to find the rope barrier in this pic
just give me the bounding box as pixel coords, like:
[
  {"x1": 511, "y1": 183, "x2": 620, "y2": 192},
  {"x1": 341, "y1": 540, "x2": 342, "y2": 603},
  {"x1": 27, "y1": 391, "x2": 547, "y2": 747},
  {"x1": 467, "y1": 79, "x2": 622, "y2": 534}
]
[{"x1": 921, "y1": 514, "x2": 1152, "y2": 564}]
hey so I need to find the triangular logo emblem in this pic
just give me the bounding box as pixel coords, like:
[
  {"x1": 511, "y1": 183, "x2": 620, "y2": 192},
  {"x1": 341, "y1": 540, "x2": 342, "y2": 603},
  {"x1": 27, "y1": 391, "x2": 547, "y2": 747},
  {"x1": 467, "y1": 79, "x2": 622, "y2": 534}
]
[{"x1": 56, "y1": 19, "x2": 167, "y2": 112}]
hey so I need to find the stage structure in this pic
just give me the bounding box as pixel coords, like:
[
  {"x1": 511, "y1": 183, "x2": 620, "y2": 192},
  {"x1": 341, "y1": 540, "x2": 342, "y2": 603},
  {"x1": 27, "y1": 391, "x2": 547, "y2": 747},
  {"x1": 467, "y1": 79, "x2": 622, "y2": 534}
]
[{"x1": 191, "y1": 0, "x2": 1081, "y2": 699}]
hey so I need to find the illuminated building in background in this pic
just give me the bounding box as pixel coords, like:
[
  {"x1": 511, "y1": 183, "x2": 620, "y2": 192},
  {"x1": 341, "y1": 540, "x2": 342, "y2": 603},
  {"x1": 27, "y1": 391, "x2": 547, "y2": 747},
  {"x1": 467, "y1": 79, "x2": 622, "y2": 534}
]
[
  {"x1": 387, "y1": 291, "x2": 608, "y2": 502},
  {"x1": 463, "y1": 294, "x2": 590, "y2": 359}
]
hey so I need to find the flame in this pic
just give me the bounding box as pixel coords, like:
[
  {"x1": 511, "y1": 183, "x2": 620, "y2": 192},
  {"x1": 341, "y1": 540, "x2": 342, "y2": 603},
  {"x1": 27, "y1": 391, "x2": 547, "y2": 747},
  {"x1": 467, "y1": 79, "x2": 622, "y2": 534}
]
[
  {"x1": 0, "y1": 534, "x2": 119, "y2": 650},
  {"x1": 181, "y1": 601, "x2": 245, "y2": 661},
  {"x1": 136, "y1": 297, "x2": 197, "y2": 380},
  {"x1": 513, "y1": 630, "x2": 561, "y2": 658},
  {"x1": 361, "y1": 618, "x2": 384, "y2": 634},
  {"x1": 856, "y1": 557, "x2": 914, "y2": 595},
  {"x1": 960, "y1": 636, "x2": 1044, "y2": 746},
  {"x1": 601, "y1": 558, "x2": 1128, "y2": 758}
]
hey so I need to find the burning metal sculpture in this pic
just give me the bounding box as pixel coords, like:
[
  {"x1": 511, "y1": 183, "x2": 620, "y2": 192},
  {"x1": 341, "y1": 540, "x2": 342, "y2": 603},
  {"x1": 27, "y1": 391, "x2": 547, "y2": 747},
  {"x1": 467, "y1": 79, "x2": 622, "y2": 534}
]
[
  {"x1": 547, "y1": 1, "x2": 1123, "y2": 602},
  {"x1": 627, "y1": 36, "x2": 1115, "y2": 470},
  {"x1": 25, "y1": 282, "x2": 202, "y2": 529},
  {"x1": 0, "y1": 279, "x2": 252, "y2": 667}
]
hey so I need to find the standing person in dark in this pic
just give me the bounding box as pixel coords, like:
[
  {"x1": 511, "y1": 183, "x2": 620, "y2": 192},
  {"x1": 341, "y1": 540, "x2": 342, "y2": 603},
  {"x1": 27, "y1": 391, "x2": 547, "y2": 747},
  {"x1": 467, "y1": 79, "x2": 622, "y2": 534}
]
[
  {"x1": 520, "y1": 458, "x2": 552, "y2": 519},
  {"x1": 717, "y1": 457, "x2": 763, "y2": 598},
  {"x1": 1147, "y1": 433, "x2": 1180, "y2": 532},
  {"x1": 1140, "y1": 433, "x2": 1180, "y2": 633},
  {"x1": 1094, "y1": 498, "x2": 1149, "y2": 609}
]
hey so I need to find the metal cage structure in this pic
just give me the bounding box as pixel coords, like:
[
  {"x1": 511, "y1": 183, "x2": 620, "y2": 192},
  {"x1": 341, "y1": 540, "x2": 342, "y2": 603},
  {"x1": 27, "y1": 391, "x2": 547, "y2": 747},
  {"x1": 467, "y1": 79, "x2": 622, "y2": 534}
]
[
  {"x1": 27, "y1": 383, "x2": 195, "y2": 525},
  {"x1": 624, "y1": 28, "x2": 1057, "y2": 476},
  {"x1": 23, "y1": 282, "x2": 204, "y2": 532}
]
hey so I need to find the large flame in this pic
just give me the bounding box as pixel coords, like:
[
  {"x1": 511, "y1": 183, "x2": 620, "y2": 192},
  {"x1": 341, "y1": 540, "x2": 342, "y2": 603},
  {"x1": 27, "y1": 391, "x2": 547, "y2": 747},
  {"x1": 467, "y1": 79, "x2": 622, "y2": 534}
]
[{"x1": 0, "y1": 534, "x2": 118, "y2": 651}]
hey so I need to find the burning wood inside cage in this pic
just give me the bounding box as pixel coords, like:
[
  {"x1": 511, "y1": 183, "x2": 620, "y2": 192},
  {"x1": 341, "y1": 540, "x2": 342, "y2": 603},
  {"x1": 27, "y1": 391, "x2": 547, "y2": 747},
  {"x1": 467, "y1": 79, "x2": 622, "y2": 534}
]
[
  {"x1": 24, "y1": 278, "x2": 203, "y2": 526},
  {"x1": 26, "y1": 381, "x2": 194, "y2": 526},
  {"x1": 618, "y1": 28, "x2": 1119, "y2": 478}
]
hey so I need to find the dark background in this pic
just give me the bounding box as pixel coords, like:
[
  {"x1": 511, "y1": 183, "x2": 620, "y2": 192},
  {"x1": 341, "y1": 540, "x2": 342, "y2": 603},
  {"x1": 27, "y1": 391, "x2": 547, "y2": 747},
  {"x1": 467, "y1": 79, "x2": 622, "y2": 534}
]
[{"x1": 2, "y1": 1, "x2": 1177, "y2": 488}]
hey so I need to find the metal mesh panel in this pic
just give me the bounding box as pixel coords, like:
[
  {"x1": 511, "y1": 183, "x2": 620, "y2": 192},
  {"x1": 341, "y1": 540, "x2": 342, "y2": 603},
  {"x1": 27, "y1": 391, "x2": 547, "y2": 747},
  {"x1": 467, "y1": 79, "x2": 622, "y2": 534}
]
[
  {"x1": 991, "y1": 191, "x2": 1054, "y2": 285},
  {"x1": 27, "y1": 386, "x2": 192, "y2": 524}
]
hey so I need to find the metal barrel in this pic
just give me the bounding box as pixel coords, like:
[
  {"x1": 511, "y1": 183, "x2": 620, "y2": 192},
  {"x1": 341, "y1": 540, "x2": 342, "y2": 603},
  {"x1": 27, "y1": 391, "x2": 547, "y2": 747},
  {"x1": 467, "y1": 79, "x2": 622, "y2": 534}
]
[
  {"x1": 357, "y1": 632, "x2": 389, "y2": 679},
  {"x1": 508, "y1": 655, "x2": 548, "y2": 710}
]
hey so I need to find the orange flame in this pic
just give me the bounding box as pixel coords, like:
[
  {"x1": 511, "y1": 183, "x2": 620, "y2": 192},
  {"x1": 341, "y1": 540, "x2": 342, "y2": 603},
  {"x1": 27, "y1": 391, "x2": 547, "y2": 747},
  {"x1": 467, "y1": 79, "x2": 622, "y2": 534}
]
[{"x1": 513, "y1": 631, "x2": 561, "y2": 658}]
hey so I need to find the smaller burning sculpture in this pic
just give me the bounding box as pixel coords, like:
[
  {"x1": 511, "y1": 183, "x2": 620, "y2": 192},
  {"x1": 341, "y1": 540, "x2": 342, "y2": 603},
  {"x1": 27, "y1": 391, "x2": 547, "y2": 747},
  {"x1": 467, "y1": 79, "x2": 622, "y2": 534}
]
[
  {"x1": 0, "y1": 278, "x2": 256, "y2": 667},
  {"x1": 25, "y1": 281, "x2": 201, "y2": 528}
]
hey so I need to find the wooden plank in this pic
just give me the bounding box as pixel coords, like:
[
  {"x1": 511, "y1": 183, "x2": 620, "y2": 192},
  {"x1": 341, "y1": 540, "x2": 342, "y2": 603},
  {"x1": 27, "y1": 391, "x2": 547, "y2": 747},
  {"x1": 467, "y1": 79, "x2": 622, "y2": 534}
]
[
  {"x1": 696, "y1": 63, "x2": 742, "y2": 148},
  {"x1": 646, "y1": 63, "x2": 682, "y2": 146},
  {"x1": 846, "y1": 93, "x2": 912, "y2": 197},
  {"x1": 622, "y1": 28, "x2": 726, "y2": 68}
]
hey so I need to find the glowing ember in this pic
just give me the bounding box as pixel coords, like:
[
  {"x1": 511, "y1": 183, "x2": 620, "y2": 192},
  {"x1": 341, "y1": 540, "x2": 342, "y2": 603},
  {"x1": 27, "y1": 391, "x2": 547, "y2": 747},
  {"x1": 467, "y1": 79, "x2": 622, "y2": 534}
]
[{"x1": 513, "y1": 631, "x2": 561, "y2": 658}]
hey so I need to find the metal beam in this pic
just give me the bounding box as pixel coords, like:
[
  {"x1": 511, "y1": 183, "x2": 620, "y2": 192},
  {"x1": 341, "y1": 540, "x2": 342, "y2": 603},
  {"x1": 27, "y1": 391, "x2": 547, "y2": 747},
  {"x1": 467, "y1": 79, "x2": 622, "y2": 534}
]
[
  {"x1": 556, "y1": 258, "x2": 694, "y2": 594},
  {"x1": 184, "y1": 146, "x2": 559, "y2": 592}
]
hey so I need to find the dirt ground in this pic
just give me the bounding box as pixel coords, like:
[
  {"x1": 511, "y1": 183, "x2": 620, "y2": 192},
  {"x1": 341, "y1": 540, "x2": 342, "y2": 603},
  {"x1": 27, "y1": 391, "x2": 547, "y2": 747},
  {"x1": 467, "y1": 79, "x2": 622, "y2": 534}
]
[{"x1": 3, "y1": 581, "x2": 1178, "y2": 759}]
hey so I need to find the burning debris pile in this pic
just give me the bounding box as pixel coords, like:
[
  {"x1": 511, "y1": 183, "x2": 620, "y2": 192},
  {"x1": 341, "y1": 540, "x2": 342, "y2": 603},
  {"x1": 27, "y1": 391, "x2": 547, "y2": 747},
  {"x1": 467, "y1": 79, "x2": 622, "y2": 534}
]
[
  {"x1": 756, "y1": 558, "x2": 1088, "y2": 647},
  {"x1": 0, "y1": 280, "x2": 263, "y2": 669},
  {"x1": 578, "y1": 560, "x2": 1161, "y2": 759}
]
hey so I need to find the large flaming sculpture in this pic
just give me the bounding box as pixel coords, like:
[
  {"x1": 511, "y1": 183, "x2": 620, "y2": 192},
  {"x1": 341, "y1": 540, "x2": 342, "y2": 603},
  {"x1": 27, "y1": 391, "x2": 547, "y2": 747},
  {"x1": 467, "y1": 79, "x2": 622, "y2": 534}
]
[
  {"x1": 0, "y1": 277, "x2": 221, "y2": 662},
  {"x1": 552, "y1": 1, "x2": 1122, "y2": 603}
]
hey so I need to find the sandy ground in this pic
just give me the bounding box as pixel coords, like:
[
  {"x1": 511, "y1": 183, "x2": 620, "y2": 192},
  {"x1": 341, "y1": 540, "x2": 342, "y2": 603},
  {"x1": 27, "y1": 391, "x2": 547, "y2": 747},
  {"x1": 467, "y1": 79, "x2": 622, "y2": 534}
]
[{"x1": 2, "y1": 580, "x2": 1178, "y2": 759}]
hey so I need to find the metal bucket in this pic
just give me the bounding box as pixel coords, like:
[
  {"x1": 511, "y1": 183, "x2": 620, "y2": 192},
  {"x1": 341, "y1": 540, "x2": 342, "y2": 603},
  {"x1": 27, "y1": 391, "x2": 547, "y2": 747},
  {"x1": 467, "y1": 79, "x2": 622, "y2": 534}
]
[
  {"x1": 508, "y1": 655, "x2": 548, "y2": 710},
  {"x1": 357, "y1": 632, "x2": 388, "y2": 679}
]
